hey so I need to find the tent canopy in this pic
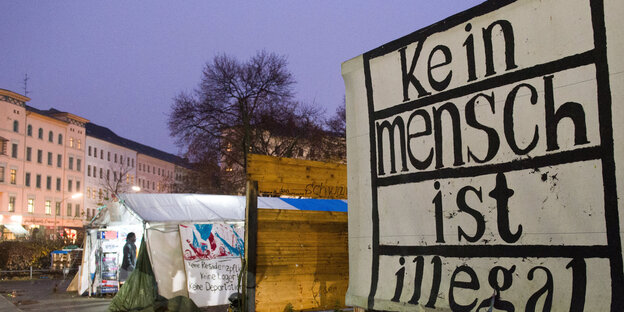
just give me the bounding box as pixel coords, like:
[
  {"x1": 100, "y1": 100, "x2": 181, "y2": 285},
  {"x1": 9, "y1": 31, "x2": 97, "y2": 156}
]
[{"x1": 115, "y1": 193, "x2": 347, "y2": 224}]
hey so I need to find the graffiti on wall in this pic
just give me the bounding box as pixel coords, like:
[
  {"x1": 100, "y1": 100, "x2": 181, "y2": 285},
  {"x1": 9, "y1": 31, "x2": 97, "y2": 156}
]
[{"x1": 343, "y1": 0, "x2": 624, "y2": 310}]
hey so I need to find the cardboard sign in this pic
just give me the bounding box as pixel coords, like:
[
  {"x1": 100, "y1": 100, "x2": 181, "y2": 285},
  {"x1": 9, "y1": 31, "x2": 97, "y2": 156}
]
[
  {"x1": 247, "y1": 154, "x2": 347, "y2": 199},
  {"x1": 342, "y1": 0, "x2": 624, "y2": 310},
  {"x1": 179, "y1": 223, "x2": 244, "y2": 307}
]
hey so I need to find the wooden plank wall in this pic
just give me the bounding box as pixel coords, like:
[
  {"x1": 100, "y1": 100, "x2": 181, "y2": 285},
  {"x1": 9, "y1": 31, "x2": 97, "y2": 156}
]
[
  {"x1": 247, "y1": 154, "x2": 347, "y2": 199},
  {"x1": 255, "y1": 209, "x2": 348, "y2": 312}
]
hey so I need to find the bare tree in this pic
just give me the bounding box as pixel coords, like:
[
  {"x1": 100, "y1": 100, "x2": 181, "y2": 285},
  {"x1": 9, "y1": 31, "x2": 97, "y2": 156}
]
[
  {"x1": 100, "y1": 160, "x2": 134, "y2": 201},
  {"x1": 169, "y1": 51, "x2": 324, "y2": 193}
]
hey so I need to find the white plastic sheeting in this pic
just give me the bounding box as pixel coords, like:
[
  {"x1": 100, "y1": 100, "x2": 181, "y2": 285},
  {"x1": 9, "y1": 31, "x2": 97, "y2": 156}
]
[{"x1": 117, "y1": 194, "x2": 246, "y2": 222}]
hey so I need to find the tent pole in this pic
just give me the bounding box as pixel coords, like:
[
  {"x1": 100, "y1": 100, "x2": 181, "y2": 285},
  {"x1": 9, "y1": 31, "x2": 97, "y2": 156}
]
[{"x1": 244, "y1": 180, "x2": 258, "y2": 312}]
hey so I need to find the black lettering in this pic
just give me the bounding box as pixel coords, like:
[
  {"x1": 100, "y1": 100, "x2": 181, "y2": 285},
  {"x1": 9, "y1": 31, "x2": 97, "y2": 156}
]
[
  {"x1": 427, "y1": 45, "x2": 453, "y2": 91},
  {"x1": 466, "y1": 93, "x2": 500, "y2": 163},
  {"x1": 425, "y1": 256, "x2": 442, "y2": 309},
  {"x1": 544, "y1": 75, "x2": 589, "y2": 151},
  {"x1": 408, "y1": 256, "x2": 425, "y2": 305},
  {"x1": 433, "y1": 181, "x2": 445, "y2": 243},
  {"x1": 482, "y1": 20, "x2": 518, "y2": 77},
  {"x1": 504, "y1": 83, "x2": 539, "y2": 155},
  {"x1": 391, "y1": 257, "x2": 406, "y2": 302},
  {"x1": 463, "y1": 23, "x2": 477, "y2": 82},
  {"x1": 433, "y1": 102, "x2": 465, "y2": 168},
  {"x1": 457, "y1": 185, "x2": 485, "y2": 243},
  {"x1": 399, "y1": 42, "x2": 431, "y2": 102},
  {"x1": 449, "y1": 265, "x2": 480, "y2": 312},
  {"x1": 376, "y1": 117, "x2": 408, "y2": 175},
  {"x1": 482, "y1": 266, "x2": 515, "y2": 312},
  {"x1": 526, "y1": 266, "x2": 553, "y2": 312},
  {"x1": 488, "y1": 172, "x2": 522, "y2": 243},
  {"x1": 407, "y1": 109, "x2": 434, "y2": 170},
  {"x1": 567, "y1": 258, "x2": 587, "y2": 312}
]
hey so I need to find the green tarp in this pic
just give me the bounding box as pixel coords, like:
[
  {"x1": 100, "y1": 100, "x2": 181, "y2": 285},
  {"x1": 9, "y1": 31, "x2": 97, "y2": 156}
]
[{"x1": 108, "y1": 239, "x2": 199, "y2": 312}]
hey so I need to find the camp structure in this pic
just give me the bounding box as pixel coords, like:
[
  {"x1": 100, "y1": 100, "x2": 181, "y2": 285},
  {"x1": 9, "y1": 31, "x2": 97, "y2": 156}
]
[{"x1": 70, "y1": 193, "x2": 348, "y2": 310}]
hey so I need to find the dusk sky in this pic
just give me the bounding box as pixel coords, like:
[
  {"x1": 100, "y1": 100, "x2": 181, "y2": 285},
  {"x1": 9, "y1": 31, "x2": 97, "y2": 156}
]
[{"x1": 1, "y1": 1, "x2": 484, "y2": 155}]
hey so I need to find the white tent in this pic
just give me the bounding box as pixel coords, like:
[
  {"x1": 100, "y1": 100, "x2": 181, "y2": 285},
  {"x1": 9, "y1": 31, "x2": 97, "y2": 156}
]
[{"x1": 75, "y1": 193, "x2": 347, "y2": 301}]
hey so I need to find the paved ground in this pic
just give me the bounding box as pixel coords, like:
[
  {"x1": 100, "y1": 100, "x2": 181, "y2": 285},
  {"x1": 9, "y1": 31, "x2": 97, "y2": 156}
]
[{"x1": 0, "y1": 278, "x2": 112, "y2": 312}]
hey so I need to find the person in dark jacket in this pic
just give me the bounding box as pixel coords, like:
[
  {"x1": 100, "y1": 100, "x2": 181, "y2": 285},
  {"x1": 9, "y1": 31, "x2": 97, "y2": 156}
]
[{"x1": 119, "y1": 232, "x2": 137, "y2": 284}]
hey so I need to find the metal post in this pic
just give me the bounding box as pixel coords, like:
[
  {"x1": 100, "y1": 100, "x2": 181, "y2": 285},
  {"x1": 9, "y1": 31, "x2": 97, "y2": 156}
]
[
  {"x1": 244, "y1": 180, "x2": 258, "y2": 312},
  {"x1": 30, "y1": 266, "x2": 32, "y2": 279}
]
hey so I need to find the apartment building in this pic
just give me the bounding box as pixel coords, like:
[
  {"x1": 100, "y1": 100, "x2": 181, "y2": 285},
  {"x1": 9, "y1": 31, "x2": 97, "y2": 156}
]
[
  {"x1": 84, "y1": 123, "x2": 138, "y2": 219},
  {"x1": 0, "y1": 89, "x2": 87, "y2": 239},
  {"x1": 1, "y1": 88, "x2": 191, "y2": 239}
]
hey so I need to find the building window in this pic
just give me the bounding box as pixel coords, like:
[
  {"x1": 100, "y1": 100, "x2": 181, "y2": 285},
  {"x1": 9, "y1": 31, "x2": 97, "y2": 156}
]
[
  {"x1": 75, "y1": 204, "x2": 81, "y2": 217},
  {"x1": 69, "y1": 138, "x2": 74, "y2": 148},
  {"x1": 114, "y1": 154, "x2": 117, "y2": 163},
  {"x1": 37, "y1": 149, "x2": 42, "y2": 163},
  {"x1": 26, "y1": 147, "x2": 32, "y2": 161},
  {"x1": 55, "y1": 202, "x2": 61, "y2": 216},
  {"x1": 38, "y1": 128, "x2": 43, "y2": 139},
  {"x1": 48, "y1": 131, "x2": 53, "y2": 142},
  {"x1": 11, "y1": 143, "x2": 17, "y2": 158},
  {"x1": 94, "y1": 147, "x2": 97, "y2": 157},
  {"x1": 25, "y1": 172, "x2": 30, "y2": 186},
  {"x1": 28, "y1": 198, "x2": 34, "y2": 213},
  {"x1": 10, "y1": 169, "x2": 17, "y2": 185},
  {"x1": 98, "y1": 189, "x2": 103, "y2": 200},
  {"x1": 56, "y1": 177, "x2": 61, "y2": 191},
  {"x1": 107, "y1": 152, "x2": 110, "y2": 161},
  {"x1": 88, "y1": 146, "x2": 92, "y2": 156},
  {"x1": 76, "y1": 159, "x2": 82, "y2": 172},
  {"x1": 120, "y1": 156, "x2": 124, "y2": 164},
  {"x1": 58, "y1": 134, "x2": 63, "y2": 145},
  {"x1": 0, "y1": 139, "x2": 6, "y2": 156},
  {"x1": 99, "y1": 168, "x2": 103, "y2": 179},
  {"x1": 107, "y1": 169, "x2": 110, "y2": 180},
  {"x1": 76, "y1": 180, "x2": 81, "y2": 192},
  {"x1": 0, "y1": 166, "x2": 4, "y2": 183},
  {"x1": 69, "y1": 157, "x2": 74, "y2": 170},
  {"x1": 68, "y1": 180, "x2": 73, "y2": 192},
  {"x1": 57, "y1": 154, "x2": 62, "y2": 168},
  {"x1": 87, "y1": 187, "x2": 91, "y2": 198},
  {"x1": 46, "y1": 176, "x2": 51, "y2": 190},
  {"x1": 13, "y1": 120, "x2": 19, "y2": 133},
  {"x1": 66, "y1": 203, "x2": 72, "y2": 217},
  {"x1": 100, "y1": 150, "x2": 103, "y2": 159},
  {"x1": 45, "y1": 200, "x2": 51, "y2": 215},
  {"x1": 35, "y1": 174, "x2": 41, "y2": 188},
  {"x1": 77, "y1": 139, "x2": 81, "y2": 149},
  {"x1": 27, "y1": 125, "x2": 32, "y2": 136},
  {"x1": 87, "y1": 165, "x2": 91, "y2": 177},
  {"x1": 47, "y1": 152, "x2": 53, "y2": 165},
  {"x1": 8, "y1": 196, "x2": 16, "y2": 212}
]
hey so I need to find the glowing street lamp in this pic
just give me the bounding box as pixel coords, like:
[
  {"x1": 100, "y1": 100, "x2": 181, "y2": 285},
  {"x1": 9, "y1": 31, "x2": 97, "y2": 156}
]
[
  {"x1": 56, "y1": 192, "x2": 83, "y2": 236},
  {"x1": 131, "y1": 185, "x2": 141, "y2": 192}
]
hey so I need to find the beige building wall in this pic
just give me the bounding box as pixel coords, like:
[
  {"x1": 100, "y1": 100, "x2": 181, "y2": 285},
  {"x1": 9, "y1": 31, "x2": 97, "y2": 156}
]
[
  {"x1": 0, "y1": 89, "x2": 29, "y2": 236},
  {"x1": 0, "y1": 89, "x2": 88, "y2": 238}
]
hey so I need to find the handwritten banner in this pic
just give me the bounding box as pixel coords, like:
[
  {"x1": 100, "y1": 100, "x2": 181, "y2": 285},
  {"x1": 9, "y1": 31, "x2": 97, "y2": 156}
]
[{"x1": 179, "y1": 223, "x2": 244, "y2": 307}]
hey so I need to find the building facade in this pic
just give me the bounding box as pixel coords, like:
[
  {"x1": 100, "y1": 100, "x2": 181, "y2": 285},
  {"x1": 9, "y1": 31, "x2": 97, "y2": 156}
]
[
  {"x1": 0, "y1": 89, "x2": 88, "y2": 239},
  {"x1": 1, "y1": 88, "x2": 191, "y2": 240}
]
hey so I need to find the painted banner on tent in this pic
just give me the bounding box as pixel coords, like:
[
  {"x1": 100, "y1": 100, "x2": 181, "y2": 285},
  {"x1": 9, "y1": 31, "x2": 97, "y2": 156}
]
[
  {"x1": 343, "y1": 0, "x2": 624, "y2": 311},
  {"x1": 179, "y1": 223, "x2": 244, "y2": 307}
]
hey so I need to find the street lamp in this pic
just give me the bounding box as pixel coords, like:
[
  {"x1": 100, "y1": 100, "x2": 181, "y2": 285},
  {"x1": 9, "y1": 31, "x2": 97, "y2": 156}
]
[
  {"x1": 131, "y1": 185, "x2": 141, "y2": 192},
  {"x1": 56, "y1": 193, "x2": 83, "y2": 237}
]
